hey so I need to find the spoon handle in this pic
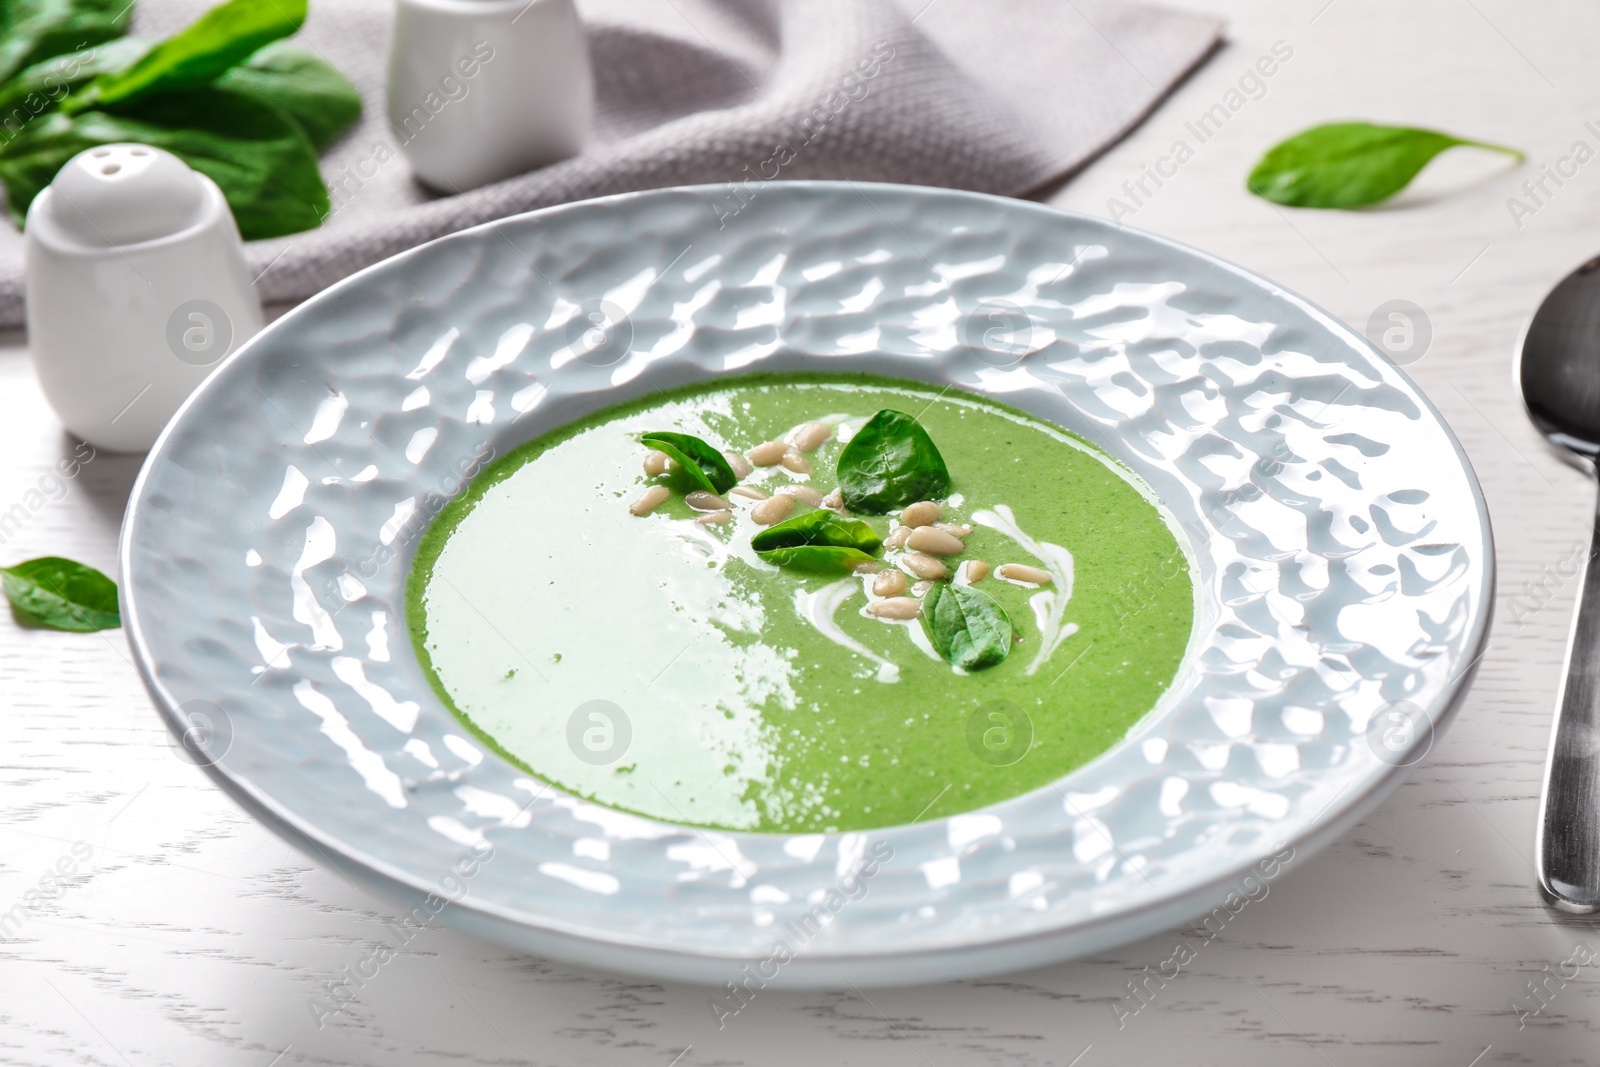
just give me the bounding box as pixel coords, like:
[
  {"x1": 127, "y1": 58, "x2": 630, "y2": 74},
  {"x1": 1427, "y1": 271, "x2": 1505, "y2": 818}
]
[{"x1": 1539, "y1": 502, "x2": 1600, "y2": 911}]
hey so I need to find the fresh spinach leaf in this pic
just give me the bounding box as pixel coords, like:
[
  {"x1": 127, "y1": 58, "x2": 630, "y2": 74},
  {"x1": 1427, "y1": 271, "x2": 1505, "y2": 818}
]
[
  {"x1": 640, "y1": 431, "x2": 737, "y2": 495},
  {"x1": 1247, "y1": 122, "x2": 1523, "y2": 209},
  {"x1": 751, "y1": 510, "x2": 881, "y2": 553},
  {"x1": 1, "y1": 556, "x2": 120, "y2": 631},
  {"x1": 836, "y1": 409, "x2": 950, "y2": 514},
  {"x1": 0, "y1": 37, "x2": 149, "y2": 119},
  {"x1": 756, "y1": 544, "x2": 878, "y2": 573},
  {"x1": 65, "y1": 0, "x2": 306, "y2": 114},
  {"x1": 752, "y1": 510, "x2": 881, "y2": 572},
  {"x1": 0, "y1": 86, "x2": 329, "y2": 237},
  {"x1": 922, "y1": 582, "x2": 1011, "y2": 671},
  {"x1": 0, "y1": 0, "x2": 359, "y2": 242},
  {"x1": 216, "y1": 41, "x2": 360, "y2": 150},
  {"x1": 0, "y1": 0, "x2": 132, "y2": 87}
]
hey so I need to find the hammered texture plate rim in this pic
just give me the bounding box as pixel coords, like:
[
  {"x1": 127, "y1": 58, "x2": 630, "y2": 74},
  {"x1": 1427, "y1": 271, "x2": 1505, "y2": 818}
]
[{"x1": 120, "y1": 181, "x2": 1495, "y2": 975}]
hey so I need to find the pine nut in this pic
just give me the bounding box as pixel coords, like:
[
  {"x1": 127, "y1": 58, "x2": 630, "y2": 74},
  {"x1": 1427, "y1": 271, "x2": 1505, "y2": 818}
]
[
  {"x1": 998, "y1": 563, "x2": 1052, "y2": 585},
  {"x1": 866, "y1": 597, "x2": 922, "y2": 620},
  {"x1": 723, "y1": 450, "x2": 753, "y2": 478},
  {"x1": 822, "y1": 489, "x2": 844, "y2": 510},
  {"x1": 643, "y1": 450, "x2": 669, "y2": 476},
  {"x1": 730, "y1": 486, "x2": 769, "y2": 500},
  {"x1": 852, "y1": 560, "x2": 882, "y2": 574},
  {"x1": 934, "y1": 522, "x2": 972, "y2": 538},
  {"x1": 884, "y1": 527, "x2": 911, "y2": 550},
  {"x1": 748, "y1": 441, "x2": 789, "y2": 466},
  {"x1": 793, "y1": 422, "x2": 832, "y2": 451},
  {"x1": 778, "y1": 485, "x2": 823, "y2": 506},
  {"x1": 912, "y1": 580, "x2": 933, "y2": 596},
  {"x1": 872, "y1": 570, "x2": 908, "y2": 597},
  {"x1": 751, "y1": 494, "x2": 795, "y2": 526},
  {"x1": 901, "y1": 500, "x2": 940, "y2": 527},
  {"x1": 685, "y1": 491, "x2": 731, "y2": 511},
  {"x1": 901, "y1": 552, "x2": 948, "y2": 580},
  {"x1": 697, "y1": 510, "x2": 732, "y2": 526},
  {"x1": 629, "y1": 485, "x2": 670, "y2": 516},
  {"x1": 959, "y1": 559, "x2": 990, "y2": 584},
  {"x1": 907, "y1": 527, "x2": 965, "y2": 556},
  {"x1": 781, "y1": 450, "x2": 810, "y2": 474}
]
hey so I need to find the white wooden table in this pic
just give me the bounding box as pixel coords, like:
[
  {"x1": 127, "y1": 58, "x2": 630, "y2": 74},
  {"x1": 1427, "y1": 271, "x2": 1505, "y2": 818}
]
[{"x1": 5, "y1": 0, "x2": 1600, "y2": 1063}]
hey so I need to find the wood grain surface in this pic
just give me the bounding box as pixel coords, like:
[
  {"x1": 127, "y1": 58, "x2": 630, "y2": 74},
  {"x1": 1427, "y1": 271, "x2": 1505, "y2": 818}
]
[{"x1": 5, "y1": 0, "x2": 1600, "y2": 1063}]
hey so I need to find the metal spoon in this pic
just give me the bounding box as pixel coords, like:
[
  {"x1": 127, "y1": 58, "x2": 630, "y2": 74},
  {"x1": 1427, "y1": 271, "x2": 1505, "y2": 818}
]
[{"x1": 1520, "y1": 254, "x2": 1600, "y2": 912}]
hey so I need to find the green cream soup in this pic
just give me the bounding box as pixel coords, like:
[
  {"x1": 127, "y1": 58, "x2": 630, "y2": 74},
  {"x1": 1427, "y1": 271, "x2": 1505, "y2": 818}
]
[{"x1": 408, "y1": 374, "x2": 1193, "y2": 833}]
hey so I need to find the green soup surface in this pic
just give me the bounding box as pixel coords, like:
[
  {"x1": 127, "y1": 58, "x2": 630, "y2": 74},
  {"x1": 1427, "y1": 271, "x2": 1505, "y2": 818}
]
[{"x1": 408, "y1": 374, "x2": 1194, "y2": 833}]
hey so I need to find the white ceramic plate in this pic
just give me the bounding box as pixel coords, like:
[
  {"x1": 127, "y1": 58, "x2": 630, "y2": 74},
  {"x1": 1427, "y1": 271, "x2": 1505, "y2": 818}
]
[{"x1": 122, "y1": 182, "x2": 1492, "y2": 987}]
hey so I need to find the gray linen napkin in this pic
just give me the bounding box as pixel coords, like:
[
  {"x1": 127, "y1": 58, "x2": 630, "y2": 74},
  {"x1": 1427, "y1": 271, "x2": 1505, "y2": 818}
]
[{"x1": 0, "y1": 0, "x2": 1221, "y2": 327}]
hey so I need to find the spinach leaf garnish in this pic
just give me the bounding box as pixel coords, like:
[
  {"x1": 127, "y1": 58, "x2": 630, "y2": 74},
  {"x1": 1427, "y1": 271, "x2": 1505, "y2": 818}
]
[
  {"x1": 1247, "y1": 122, "x2": 1523, "y2": 209},
  {"x1": 751, "y1": 510, "x2": 881, "y2": 573},
  {"x1": 922, "y1": 582, "x2": 1011, "y2": 671},
  {"x1": 835, "y1": 409, "x2": 950, "y2": 514},
  {"x1": 639, "y1": 431, "x2": 737, "y2": 495},
  {"x1": 1, "y1": 556, "x2": 120, "y2": 631}
]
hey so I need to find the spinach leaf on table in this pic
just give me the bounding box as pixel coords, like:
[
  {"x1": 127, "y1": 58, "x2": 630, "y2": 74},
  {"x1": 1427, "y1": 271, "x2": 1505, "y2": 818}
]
[
  {"x1": 216, "y1": 40, "x2": 359, "y2": 150},
  {"x1": 0, "y1": 87, "x2": 328, "y2": 237},
  {"x1": 0, "y1": 0, "x2": 132, "y2": 86},
  {"x1": 751, "y1": 510, "x2": 882, "y2": 573},
  {"x1": 0, "y1": 38, "x2": 150, "y2": 119},
  {"x1": 835, "y1": 409, "x2": 950, "y2": 514},
  {"x1": 1, "y1": 556, "x2": 120, "y2": 631},
  {"x1": 0, "y1": 0, "x2": 360, "y2": 241},
  {"x1": 1247, "y1": 121, "x2": 1524, "y2": 209},
  {"x1": 65, "y1": 0, "x2": 306, "y2": 113},
  {"x1": 922, "y1": 582, "x2": 1012, "y2": 671},
  {"x1": 639, "y1": 431, "x2": 737, "y2": 495}
]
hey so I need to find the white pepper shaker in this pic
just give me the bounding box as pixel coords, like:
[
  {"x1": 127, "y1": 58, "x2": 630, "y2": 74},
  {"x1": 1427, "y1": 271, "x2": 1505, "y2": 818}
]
[
  {"x1": 24, "y1": 143, "x2": 264, "y2": 453},
  {"x1": 387, "y1": 0, "x2": 593, "y2": 193}
]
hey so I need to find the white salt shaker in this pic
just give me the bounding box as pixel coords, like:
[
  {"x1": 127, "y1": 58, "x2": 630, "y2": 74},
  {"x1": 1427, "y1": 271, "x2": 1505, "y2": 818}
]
[
  {"x1": 387, "y1": 0, "x2": 593, "y2": 192},
  {"x1": 24, "y1": 144, "x2": 263, "y2": 453}
]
